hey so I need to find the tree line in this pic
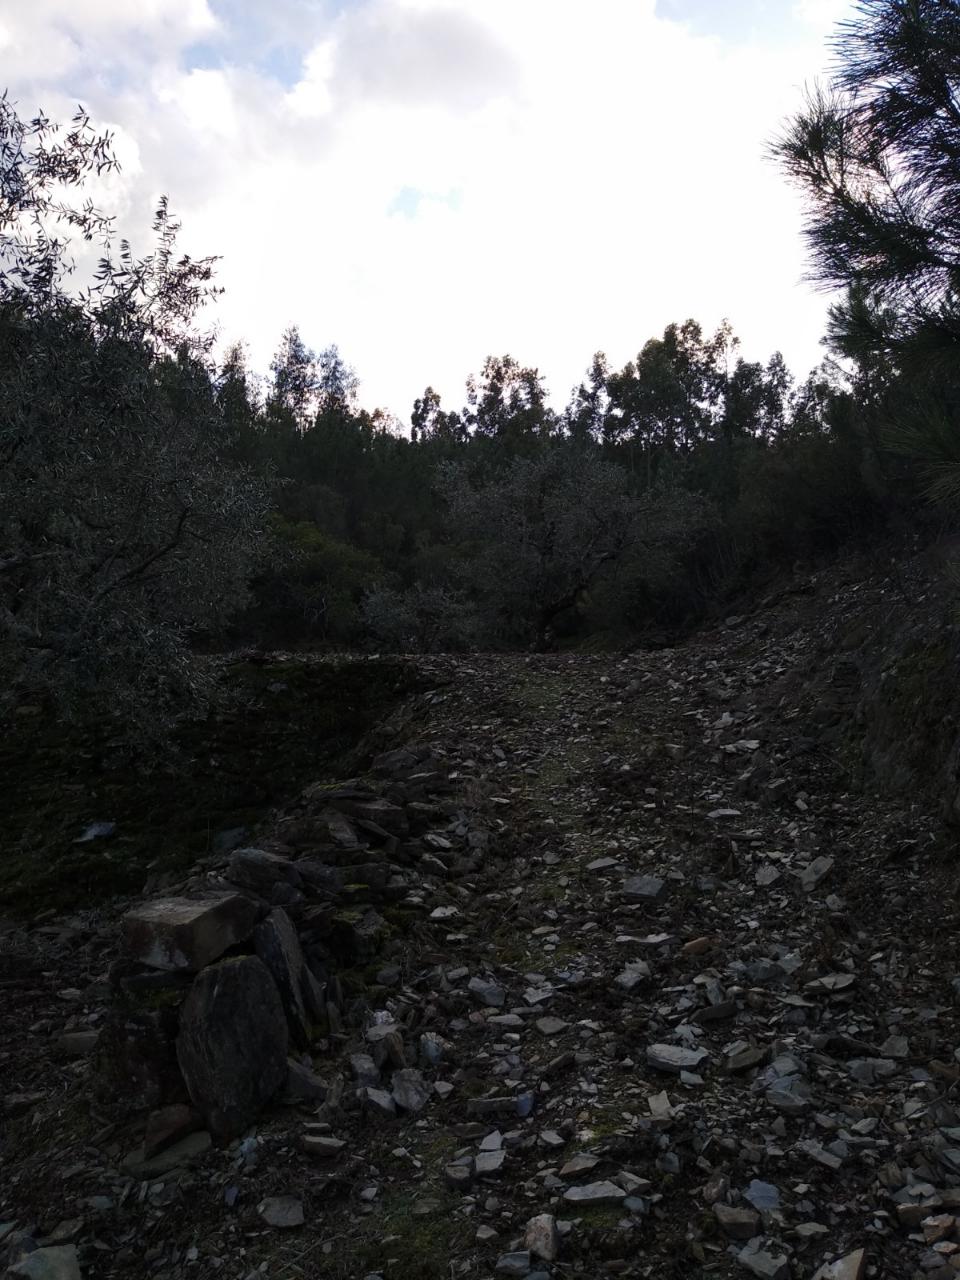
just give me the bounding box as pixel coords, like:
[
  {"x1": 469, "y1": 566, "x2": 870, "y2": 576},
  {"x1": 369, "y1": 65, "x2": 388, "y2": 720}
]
[{"x1": 2, "y1": 0, "x2": 958, "y2": 742}]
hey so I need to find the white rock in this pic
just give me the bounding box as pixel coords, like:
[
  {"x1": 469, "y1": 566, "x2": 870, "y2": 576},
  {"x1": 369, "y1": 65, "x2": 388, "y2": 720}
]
[
  {"x1": 646, "y1": 1043, "x2": 709, "y2": 1073},
  {"x1": 524, "y1": 1213, "x2": 560, "y2": 1262},
  {"x1": 812, "y1": 1250, "x2": 867, "y2": 1280},
  {"x1": 615, "y1": 960, "x2": 651, "y2": 991}
]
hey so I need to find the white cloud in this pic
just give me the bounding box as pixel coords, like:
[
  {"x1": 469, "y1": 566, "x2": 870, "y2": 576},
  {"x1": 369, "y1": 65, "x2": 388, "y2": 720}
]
[
  {"x1": 3, "y1": 0, "x2": 855, "y2": 419},
  {"x1": 1, "y1": 0, "x2": 217, "y2": 80},
  {"x1": 793, "y1": 0, "x2": 850, "y2": 32},
  {"x1": 331, "y1": 1, "x2": 519, "y2": 109}
]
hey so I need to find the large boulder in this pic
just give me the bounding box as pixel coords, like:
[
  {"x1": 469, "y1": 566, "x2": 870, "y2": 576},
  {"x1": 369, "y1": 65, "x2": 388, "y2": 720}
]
[
  {"x1": 253, "y1": 908, "x2": 311, "y2": 1047},
  {"x1": 176, "y1": 956, "x2": 288, "y2": 1139},
  {"x1": 122, "y1": 894, "x2": 257, "y2": 972}
]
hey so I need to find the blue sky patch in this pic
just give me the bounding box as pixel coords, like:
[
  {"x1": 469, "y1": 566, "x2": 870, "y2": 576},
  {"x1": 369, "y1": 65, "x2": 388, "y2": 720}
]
[
  {"x1": 655, "y1": 0, "x2": 793, "y2": 42},
  {"x1": 388, "y1": 186, "x2": 463, "y2": 219}
]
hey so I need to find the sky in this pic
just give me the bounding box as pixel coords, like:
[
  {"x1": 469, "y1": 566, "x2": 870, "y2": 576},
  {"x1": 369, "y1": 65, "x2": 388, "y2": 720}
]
[{"x1": 1, "y1": 0, "x2": 855, "y2": 422}]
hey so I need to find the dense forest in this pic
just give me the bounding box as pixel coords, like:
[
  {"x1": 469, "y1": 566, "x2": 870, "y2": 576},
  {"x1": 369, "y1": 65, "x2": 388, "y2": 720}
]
[{"x1": 3, "y1": 0, "x2": 960, "y2": 743}]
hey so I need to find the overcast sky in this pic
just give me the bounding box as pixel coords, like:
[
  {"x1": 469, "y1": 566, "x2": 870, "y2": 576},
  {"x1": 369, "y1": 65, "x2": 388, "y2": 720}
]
[{"x1": 2, "y1": 0, "x2": 854, "y2": 421}]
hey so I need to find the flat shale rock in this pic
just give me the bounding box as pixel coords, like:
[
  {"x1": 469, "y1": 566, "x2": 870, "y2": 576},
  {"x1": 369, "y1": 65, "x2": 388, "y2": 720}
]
[
  {"x1": 615, "y1": 960, "x2": 651, "y2": 991},
  {"x1": 143, "y1": 1102, "x2": 202, "y2": 1157},
  {"x1": 765, "y1": 1074, "x2": 812, "y2": 1113},
  {"x1": 283, "y1": 1058, "x2": 328, "y2": 1102},
  {"x1": 176, "y1": 956, "x2": 289, "y2": 1140},
  {"x1": 646, "y1": 1043, "x2": 710, "y2": 1073},
  {"x1": 253, "y1": 907, "x2": 312, "y2": 1047},
  {"x1": 476, "y1": 1149, "x2": 507, "y2": 1176},
  {"x1": 714, "y1": 1203, "x2": 761, "y2": 1239},
  {"x1": 122, "y1": 1129, "x2": 212, "y2": 1179},
  {"x1": 495, "y1": 1252, "x2": 531, "y2": 1276},
  {"x1": 812, "y1": 1251, "x2": 867, "y2": 1280},
  {"x1": 737, "y1": 1239, "x2": 790, "y2": 1280},
  {"x1": 535, "y1": 1016, "x2": 568, "y2": 1036},
  {"x1": 562, "y1": 1181, "x2": 627, "y2": 1206},
  {"x1": 258, "y1": 1196, "x2": 304, "y2": 1229},
  {"x1": 799, "y1": 855, "x2": 834, "y2": 892},
  {"x1": 494, "y1": 1253, "x2": 531, "y2": 1276},
  {"x1": 623, "y1": 874, "x2": 667, "y2": 902},
  {"x1": 228, "y1": 847, "x2": 302, "y2": 893},
  {"x1": 744, "y1": 1181, "x2": 781, "y2": 1212},
  {"x1": 560, "y1": 1153, "x2": 599, "y2": 1178},
  {"x1": 468, "y1": 976, "x2": 506, "y2": 1007},
  {"x1": 302, "y1": 1134, "x2": 346, "y2": 1159},
  {"x1": 6, "y1": 1246, "x2": 81, "y2": 1280},
  {"x1": 121, "y1": 894, "x2": 257, "y2": 972},
  {"x1": 363, "y1": 1087, "x2": 397, "y2": 1119},
  {"x1": 391, "y1": 1068, "x2": 431, "y2": 1113}
]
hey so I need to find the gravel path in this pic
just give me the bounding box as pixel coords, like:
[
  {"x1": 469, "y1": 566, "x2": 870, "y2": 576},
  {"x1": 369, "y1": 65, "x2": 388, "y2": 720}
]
[{"x1": 3, "y1": 584, "x2": 960, "y2": 1280}]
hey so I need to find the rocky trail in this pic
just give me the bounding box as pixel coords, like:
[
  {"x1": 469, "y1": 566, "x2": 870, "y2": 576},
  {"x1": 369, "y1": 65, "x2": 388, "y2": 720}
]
[{"x1": 3, "y1": 567, "x2": 960, "y2": 1280}]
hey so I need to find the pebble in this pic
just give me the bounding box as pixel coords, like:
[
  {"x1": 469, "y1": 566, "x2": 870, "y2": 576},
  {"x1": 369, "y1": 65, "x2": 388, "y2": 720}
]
[
  {"x1": 535, "y1": 1016, "x2": 568, "y2": 1036},
  {"x1": 738, "y1": 1240, "x2": 790, "y2": 1280},
  {"x1": 257, "y1": 1197, "x2": 304, "y2": 1229},
  {"x1": 615, "y1": 960, "x2": 651, "y2": 991},
  {"x1": 799, "y1": 855, "x2": 834, "y2": 892},
  {"x1": 469, "y1": 976, "x2": 507, "y2": 1007},
  {"x1": 560, "y1": 1153, "x2": 599, "y2": 1177},
  {"x1": 476, "y1": 1149, "x2": 507, "y2": 1176},
  {"x1": 744, "y1": 1180, "x2": 781, "y2": 1212},
  {"x1": 714, "y1": 1203, "x2": 760, "y2": 1239},
  {"x1": 495, "y1": 1252, "x2": 532, "y2": 1276},
  {"x1": 623, "y1": 875, "x2": 667, "y2": 902},
  {"x1": 301, "y1": 1134, "x2": 346, "y2": 1159},
  {"x1": 391, "y1": 1068, "x2": 431, "y2": 1113}
]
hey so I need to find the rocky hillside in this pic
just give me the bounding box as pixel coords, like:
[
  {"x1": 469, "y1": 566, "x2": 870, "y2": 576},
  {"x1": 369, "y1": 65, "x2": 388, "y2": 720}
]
[{"x1": 2, "y1": 552, "x2": 960, "y2": 1280}]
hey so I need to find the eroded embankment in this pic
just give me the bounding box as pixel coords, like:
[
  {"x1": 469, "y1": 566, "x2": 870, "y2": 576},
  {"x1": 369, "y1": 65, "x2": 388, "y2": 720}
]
[{"x1": 0, "y1": 655, "x2": 420, "y2": 915}]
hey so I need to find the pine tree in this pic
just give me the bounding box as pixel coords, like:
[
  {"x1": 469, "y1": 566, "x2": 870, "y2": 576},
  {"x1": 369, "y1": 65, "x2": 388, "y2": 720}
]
[{"x1": 774, "y1": 0, "x2": 960, "y2": 352}]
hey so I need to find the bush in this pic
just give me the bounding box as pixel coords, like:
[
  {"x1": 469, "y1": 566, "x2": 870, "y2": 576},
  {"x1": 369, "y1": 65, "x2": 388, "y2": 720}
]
[
  {"x1": 243, "y1": 519, "x2": 383, "y2": 647},
  {"x1": 361, "y1": 583, "x2": 479, "y2": 652}
]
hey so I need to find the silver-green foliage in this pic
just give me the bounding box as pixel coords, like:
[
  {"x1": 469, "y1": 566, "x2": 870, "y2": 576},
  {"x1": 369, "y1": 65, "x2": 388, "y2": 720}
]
[
  {"x1": 0, "y1": 98, "x2": 272, "y2": 738},
  {"x1": 437, "y1": 448, "x2": 713, "y2": 646}
]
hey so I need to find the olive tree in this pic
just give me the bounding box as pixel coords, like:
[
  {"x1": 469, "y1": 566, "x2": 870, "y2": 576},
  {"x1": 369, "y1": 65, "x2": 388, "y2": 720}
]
[
  {"x1": 438, "y1": 447, "x2": 710, "y2": 648},
  {"x1": 0, "y1": 97, "x2": 272, "y2": 740}
]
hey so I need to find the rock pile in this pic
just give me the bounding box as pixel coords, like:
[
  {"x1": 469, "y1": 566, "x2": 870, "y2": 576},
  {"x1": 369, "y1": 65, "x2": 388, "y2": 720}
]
[{"x1": 101, "y1": 746, "x2": 497, "y2": 1145}]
